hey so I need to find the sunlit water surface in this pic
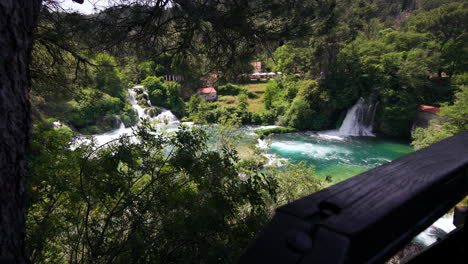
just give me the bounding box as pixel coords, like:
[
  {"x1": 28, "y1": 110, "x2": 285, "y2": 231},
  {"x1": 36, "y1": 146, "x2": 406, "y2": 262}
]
[{"x1": 265, "y1": 132, "x2": 413, "y2": 182}]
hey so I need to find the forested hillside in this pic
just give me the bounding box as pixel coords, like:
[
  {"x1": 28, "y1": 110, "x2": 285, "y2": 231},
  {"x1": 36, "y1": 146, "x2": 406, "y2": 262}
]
[
  {"x1": 262, "y1": 0, "x2": 467, "y2": 137},
  {"x1": 31, "y1": 0, "x2": 467, "y2": 139}
]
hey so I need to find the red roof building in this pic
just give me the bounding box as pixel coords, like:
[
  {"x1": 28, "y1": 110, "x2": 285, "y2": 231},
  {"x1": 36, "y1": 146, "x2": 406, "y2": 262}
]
[
  {"x1": 198, "y1": 87, "x2": 216, "y2": 94},
  {"x1": 418, "y1": 105, "x2": 441, "y2": 114},
  {"x1": 198, "y1": 87, "x2": 217, "y2": 101}
]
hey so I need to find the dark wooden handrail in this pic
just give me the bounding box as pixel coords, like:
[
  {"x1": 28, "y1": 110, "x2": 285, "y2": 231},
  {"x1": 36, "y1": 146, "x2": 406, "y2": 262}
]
[{"x1": 240, "y1": 130, "x2": 468, "y2": 264}]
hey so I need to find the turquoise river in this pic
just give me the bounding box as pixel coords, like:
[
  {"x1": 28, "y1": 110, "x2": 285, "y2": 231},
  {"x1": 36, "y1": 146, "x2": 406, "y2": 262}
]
[{"x1": 264, "y1": 131, "x2": 414, "y2": 183}]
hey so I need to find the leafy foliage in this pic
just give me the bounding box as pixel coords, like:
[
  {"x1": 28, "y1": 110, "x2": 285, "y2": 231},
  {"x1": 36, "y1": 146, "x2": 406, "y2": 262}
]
[
  {"x1": 24, "y1": 1, "x2": 468, "y2": 263},
  {"x1": 94, "y1": 53, "x2": 126, "y2": 99},
  {"x1": 66, "y1": 89, "x2": 124, "y2": 133},
  {"x1": 142, "y1": 76, "x2": 185, "y2": 116},
  {"x1": 262, "y1": 78, "x2": 333, "y2": 130},
  {"x1": 217, "y1": 83, "x2": 248, "y2": 96},
  {"x1": 412, "y1": 84, "x2": 468, "y2": 149},
  {"x1": 27, "y1": 122, "x2": 281, "y2": 263},
  {"x1": 262, "y1": 161, "x2": 328, "y2": 205},
  {"x1": 254, "y1": 127, "x2": 297, "y2": 137},
  {"x1": 266, "y1": 1, "x2": 467, "y2": 136},
  {"x1": 185, "y1": 92, "x2": 264, "y2": 126}
]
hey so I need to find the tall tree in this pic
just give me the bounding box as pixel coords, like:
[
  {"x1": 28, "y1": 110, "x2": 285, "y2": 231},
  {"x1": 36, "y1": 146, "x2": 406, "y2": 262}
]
[{"x1": 0, "y1": 0, "x2": 43, "y2": 263}]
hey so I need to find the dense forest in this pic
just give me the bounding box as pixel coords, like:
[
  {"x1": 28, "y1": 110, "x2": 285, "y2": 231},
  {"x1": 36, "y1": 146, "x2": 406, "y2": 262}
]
[
  {"x1": 0, "y1": 0, "x2": 466, "y2": 263},
  {"x1": 31, "y1": 0, "x2": 467, "y2": 139}
]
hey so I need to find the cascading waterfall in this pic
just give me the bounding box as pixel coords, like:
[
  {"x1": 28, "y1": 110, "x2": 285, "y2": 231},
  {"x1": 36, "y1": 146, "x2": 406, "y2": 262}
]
[
  {"x1": 143, "y1": 91, "x2": 152, "y2": 107},
  {"x1": 128, "y1": 87, "x2": 179, "y2": 124},
  {"x1": 86, "y1": 87, "x2": 185, "y2": 146},
  {"x1": 154, "y1": 110, "x2": 179, "y2": 123},
  {"x1": 128, "y1": 89, "x2": 148, "y2": 119},
  {"x1": 339, "y1": 97, "x2": 378, "y2": 136},
  {"x1": 92, "y1": 122, "x2": 133, "y2": 146}
]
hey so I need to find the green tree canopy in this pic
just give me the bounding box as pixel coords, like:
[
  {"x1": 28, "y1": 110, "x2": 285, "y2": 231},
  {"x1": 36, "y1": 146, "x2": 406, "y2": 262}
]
[
  {"x1": 412, "y1": 84, "x2": 468, "y2": 149},
  {"x1": 94, "y1": 53, "x2": 125, "y2": 99}
]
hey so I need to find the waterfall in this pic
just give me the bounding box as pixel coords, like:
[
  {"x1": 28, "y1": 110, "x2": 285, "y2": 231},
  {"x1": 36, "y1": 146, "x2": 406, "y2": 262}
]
[
  {"x1": 128, "y1": 89, "x2": 148, "y2": 120},
  {"x1": 128, "y1": 88, "x2": 179, "y2": 124},
  {"x1": 143, "y1": 91, "x2": 153, "y2": 107},
  {"x1": 339, "y1": 97, "x2": 378, "y2": 137},
  {"x1": 93, "y1": 122, "x2": 132, "y2": 146},
  {"x1": 76, "y1": 87, "x2": 185, "y2": 146}
]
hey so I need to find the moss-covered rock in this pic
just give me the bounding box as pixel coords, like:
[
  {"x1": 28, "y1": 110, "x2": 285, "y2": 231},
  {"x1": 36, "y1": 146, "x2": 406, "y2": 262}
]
[{"x1": 145, "y1": 107, "x2": 162, "y2": 117}]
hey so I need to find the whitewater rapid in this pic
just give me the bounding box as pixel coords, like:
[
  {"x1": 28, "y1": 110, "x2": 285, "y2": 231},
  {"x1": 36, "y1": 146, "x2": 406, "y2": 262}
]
[
  {"x1": 83, "y1": 87, "x2": 189, "y2": 146},
  {"x1": 413, "y1": 213, "x2": 456, "y2": 246}
]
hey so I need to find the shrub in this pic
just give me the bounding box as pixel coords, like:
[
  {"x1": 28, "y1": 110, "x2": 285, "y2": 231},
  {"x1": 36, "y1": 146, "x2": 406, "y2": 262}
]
[
  {"x1": 80, "y1": 125, "x2": 102, "y2": 134},
  {"x1": 122, "y1": 103, "x2": 138, "y2": 126},
  {"x1": 134, "y1": 87, "x2": 144, "y2": 94},
  {"x1": 136, "y1": 93, "x2": 148, "y2": 101},
  {"x1": 67, "y1": 89, "x2": 123, "y2": 130},
  {"x1": 145, "y1": 107, "x2": 162, "y2": 117},
  {"x1": 254, "y1": 127, "x2": 297, "y2": 137},
  {"x1": 218, "y1": 83, "x2": 247, "y2": 96}
]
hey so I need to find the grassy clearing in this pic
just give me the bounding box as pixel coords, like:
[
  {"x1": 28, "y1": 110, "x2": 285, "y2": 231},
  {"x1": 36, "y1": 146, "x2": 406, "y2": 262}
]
[
  {"x1": 245, "y1": 83, "x2": 266, "y2": 113},
  {"x1": 245, "y1": 83, "x2": 267, "y2": 113},
  {"x1": 244, "y1": 83, "x2": 267, "y2": 93},
  {"x1": 217, "y1": 95, "x2": 238, "y2": 107},
  {"x1": 214, "y1": 83, "x2": 267, "y2": 113}
]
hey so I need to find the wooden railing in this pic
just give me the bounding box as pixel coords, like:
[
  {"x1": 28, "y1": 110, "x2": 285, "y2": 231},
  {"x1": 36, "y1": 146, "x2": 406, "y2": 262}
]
[{"x1": 240, "y1": 130, "x2": 468, "y2": 264}]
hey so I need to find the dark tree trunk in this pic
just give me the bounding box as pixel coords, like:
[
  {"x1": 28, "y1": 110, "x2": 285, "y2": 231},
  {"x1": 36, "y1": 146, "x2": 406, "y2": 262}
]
[{"x1": 0, "y1": 0, "x2": 42, "y2": 263}]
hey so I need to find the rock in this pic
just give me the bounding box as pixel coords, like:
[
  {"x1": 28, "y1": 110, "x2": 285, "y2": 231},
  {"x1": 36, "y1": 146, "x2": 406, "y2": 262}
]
[{"x1": 97, "y1": 114, "x2": 122, "y2": 129}]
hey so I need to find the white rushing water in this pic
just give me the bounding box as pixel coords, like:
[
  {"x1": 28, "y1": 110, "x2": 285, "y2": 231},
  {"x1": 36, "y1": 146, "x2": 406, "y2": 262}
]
[
  {"x1": 256, "y1": 138, "x2": 269, "y2": 150},
  {"x1": 143, "y1": 91, "x2": 152, "y2": 106},
  {"x1": 413, "y1": 213, "x2": 456, "y2": 246},
  {"x1": 153, "y1": 109, "x2": 179, "y2": 124},
  {"x1": 92, "y1": 123, "x2": 134, "y2": 146},
  {"x1": 128, "y1": 88, "x2": 180, "y2": 124},
  {"x1": 313, "y1": 130, "x2": 347, "y2": 141},
  {"x1": 255, "y1": 138, "x2": 289, "y2": 167},
  {"x1": 338, "y1": 97, "x2": 378, "y2": 137},
  {"x1": 305, "y1": 96, "x2": 378, "y2": 139},
  {"x1": 128, "y1": 89, "x2": 147, "y2": 119},
  {"x1": 81, "y1": 86, "x2": 186, "y2": 146},
  {"x1": 243, "y1": 125, "x2": 281, "y2": 136},
  {"x1": 263, "y1": 153, "x2": 288, "y2": 167},
  {"x1": 270, "y1": 140, "x2": 351, "y2": 160}
]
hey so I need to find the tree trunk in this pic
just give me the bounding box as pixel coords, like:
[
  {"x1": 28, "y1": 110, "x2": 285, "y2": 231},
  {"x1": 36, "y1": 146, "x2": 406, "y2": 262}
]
[{"x1": 0, "y1": 0, "x2": 42, "y2": 263}]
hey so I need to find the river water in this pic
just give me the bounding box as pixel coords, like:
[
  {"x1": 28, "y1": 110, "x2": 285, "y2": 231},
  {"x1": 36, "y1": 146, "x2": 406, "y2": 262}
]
[
  {"x1": 256, "y1": 96, "x2": 414, "y2": 182},
  {"x1": 265, "y1": 132, "x2": 413, "y2": 182}
]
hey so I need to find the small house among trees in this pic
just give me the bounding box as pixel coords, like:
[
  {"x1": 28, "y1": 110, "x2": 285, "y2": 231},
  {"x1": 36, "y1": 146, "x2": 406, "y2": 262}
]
[{"x1": 198, "y1": 87, "x2": 217, "y2": 101}]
